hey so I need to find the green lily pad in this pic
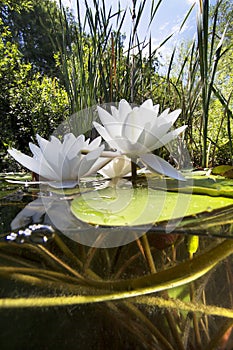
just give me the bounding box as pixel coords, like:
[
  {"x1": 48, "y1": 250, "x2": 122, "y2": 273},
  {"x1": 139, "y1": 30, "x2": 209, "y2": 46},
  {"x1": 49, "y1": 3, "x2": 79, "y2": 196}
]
[
  {"x1": 71, "y1": 187, "x2": 233, "y2": 226},
  {"x1": 179, "y1": 180, "x2": 233, "y2": 197},
  {"x1": 224, "y1": 169, "x2": 233, "y2": 179},
  {"x1": 211, "y1": 165, "x2": 233, "y2": 176},
  {"x1": 3, "y1": 173, "x2": 32, "y2": 181}
]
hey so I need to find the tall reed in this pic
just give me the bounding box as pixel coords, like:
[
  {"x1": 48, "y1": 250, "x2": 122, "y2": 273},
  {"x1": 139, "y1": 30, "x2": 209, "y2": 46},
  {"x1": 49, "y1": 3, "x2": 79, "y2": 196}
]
[
  {"x1": 53, "y1": 0, "x2": 171, "y2": 130},
  {"x1": 164, "y1": 0, "x2": 231, "y2": 166},
  {"x1": 50, "y1": 0, "x2": 232, "y2": 165}
]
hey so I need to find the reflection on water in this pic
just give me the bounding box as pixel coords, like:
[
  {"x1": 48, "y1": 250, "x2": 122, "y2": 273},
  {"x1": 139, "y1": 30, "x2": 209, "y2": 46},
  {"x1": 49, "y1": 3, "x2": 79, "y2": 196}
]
[
  {"x1": 0, "y1": 179, "x2": 233, "y2": 350},
  {"x1": 2, "y1": 177, "x2": 233, "y2": 246}
]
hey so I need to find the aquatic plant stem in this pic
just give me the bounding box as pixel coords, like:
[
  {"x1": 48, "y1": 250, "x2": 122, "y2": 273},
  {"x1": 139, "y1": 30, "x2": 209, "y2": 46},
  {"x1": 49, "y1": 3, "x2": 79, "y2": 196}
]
[
  {"x1": 187, "y1": 236, "x2": 201, "y2": 347},
  {"x1": 141, "y1": 234, "x2": 185, "y2": 350},
  {"x1": 1, "y1": 294, "x2": 233, "y2": 319},
  {"x1": 189, "y1": 256, "x2": 202, "y2": 348},
  {"x1": 38, "y1": 245, "x2": 86, "y2": 281},
  {"x1": 133, "y1": 297, "x2": 233, "y2": 319},
  {"x1": 204, "y1": 319, "x2": 233, "y2": 350},
  {"x1": 106, "y1": 302, "x2": 160, "y2": 350},
  {"x1": 1, "y1": 240, "x2": 233, "y2": 309},
  {"x1": 54, "y1": 234, "x2": 83, "y2": 268},
  {"x1": 141, "y1": 234, "x2": 156, "y2": 273},
  {"x1": 123, "y1": 301, "x2": 175, "y2": 350},
  {"x1": 131, "y1": 158, "x2": 137, "y2": 186},
  {"x1": 190, "y1": 282, "x2": 202, "y2": 349}
]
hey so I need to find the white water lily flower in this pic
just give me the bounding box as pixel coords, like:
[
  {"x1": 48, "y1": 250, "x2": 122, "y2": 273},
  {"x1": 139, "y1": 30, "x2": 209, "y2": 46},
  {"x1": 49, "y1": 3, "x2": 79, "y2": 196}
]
[
  {"x1": 93, "y1": 99, "x2": 187, "y2": 181},
  {"x1": 98, "y1": 155, "x2": 132, "y2": 179},
  {"x1": 8, "y1": 133, "x2": 105, "y2": 188}
]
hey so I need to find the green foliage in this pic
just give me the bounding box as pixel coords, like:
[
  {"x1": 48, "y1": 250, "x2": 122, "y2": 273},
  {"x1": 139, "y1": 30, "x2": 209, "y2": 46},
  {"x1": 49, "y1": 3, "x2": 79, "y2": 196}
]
[
  {"x1": 8, "y1": 73, "x2": 69, "y2": 141},
  {"x1": 0, "y1": 26, "x2": 68, "y2": 171},
  {"x1": 0, "y1": 0, "x2": 232, "y2": 171},
  {"x1": 0, "y1": 69, "x2": 69, "y2": 171},
  {"x1": 0, "y1": 0, "x2": 32, "y2": 13},
  {"x1": 55, "y1": 0, "x2": 160, "y2": 116},
  {"x1": 0, "y1": 0, "x2": 69, "y2": 171},
  {"x1": 160, "y1": 0, "x2": 233, "y2": 167},
  {"x1": 0, "y1": 25, "x2": 31, "y2": 159},
  {"x1": 0, "y1": 0, "x2": 74, "y2": 77}
]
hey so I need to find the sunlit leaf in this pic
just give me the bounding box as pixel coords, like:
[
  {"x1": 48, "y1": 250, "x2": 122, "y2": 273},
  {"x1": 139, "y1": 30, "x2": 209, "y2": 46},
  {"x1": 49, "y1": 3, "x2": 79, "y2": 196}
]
[
  {"x1": 211, "y1": 165, "x2": 233, "y2": 177},
  {"x1": 167, "y1": 177, "x2": 233, "y2": 198},
  {"x1": 71, "y1": 187, "x2": 233, "y2": 226}
]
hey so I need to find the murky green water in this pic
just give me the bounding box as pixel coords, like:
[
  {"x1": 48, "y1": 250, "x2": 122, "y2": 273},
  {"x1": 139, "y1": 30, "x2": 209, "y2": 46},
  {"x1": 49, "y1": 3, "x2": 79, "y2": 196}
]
[{"x1": 0, "y1": 176, "x2": 233, "y2": 350}]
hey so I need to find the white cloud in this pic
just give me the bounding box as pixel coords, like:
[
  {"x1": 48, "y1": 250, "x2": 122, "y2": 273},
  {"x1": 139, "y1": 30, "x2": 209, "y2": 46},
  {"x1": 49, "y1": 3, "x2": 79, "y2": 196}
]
[
  {"x1": 159, "y1": 22, "x2": 170, "y2": 32},
  {"x1": 186, "y1": 0, "x2": 198, "y2": 4}
]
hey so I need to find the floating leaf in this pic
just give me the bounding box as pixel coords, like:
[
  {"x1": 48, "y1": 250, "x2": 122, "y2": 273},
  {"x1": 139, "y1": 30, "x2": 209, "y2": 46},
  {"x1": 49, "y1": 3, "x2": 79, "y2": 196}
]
[
  {"x1": 167, "y1": 177, "x2": 233, "y2": 198},
  {"x1": 211, "y1": 165, "x2": 233, "y2": 177},
  {"x1": 71, "y1": 187, "x2": 233, "y2": 226},
  {"x1": 223, "y1": 169, "x2": 233, "y2": 179}
]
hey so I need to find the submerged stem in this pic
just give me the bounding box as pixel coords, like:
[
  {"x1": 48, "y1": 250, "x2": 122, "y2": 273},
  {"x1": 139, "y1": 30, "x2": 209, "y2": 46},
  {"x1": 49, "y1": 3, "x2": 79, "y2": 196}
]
[
  {"x1": 1, "y1": 295, "x2": 233, "y2": 319},
  {"x1": 141, "y1": 234, "x2": 184, "y2": 349},
  {"x1": 0, "y1": 240, "x2": 233, "y2": 309},
  {"x1": 123, "y1": 301, "x2": 175, "y2": 350},
  {"x1": 131, "y1": 158, "x2": 137, "y2": 186},
  {"x1": 141, "y1": 234, "x2": 157, "y2": 273}
]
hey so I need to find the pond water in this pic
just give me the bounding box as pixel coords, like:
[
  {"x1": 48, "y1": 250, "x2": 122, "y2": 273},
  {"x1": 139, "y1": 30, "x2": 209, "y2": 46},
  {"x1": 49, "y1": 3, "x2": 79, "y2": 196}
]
[{"x1": 0, "y1": 174, "x2": 233, "y2": 350}]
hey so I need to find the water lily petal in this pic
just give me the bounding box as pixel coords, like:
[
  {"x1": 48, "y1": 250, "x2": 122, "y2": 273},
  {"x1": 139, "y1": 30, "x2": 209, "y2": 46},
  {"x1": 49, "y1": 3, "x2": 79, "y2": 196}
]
[
  {"x1": 117, "y1": 99, "x2": 132, "y2": 122},
  {"x1": 36, "y1": 134, "x2": 50, "y2": 152},
  {"x1": 86, "y1": 136, "x2": 102, "y2": 151},
  {"x1": 98, "y1": 156, "x2": 131, "y2": 178},
  {"x1": 60, "y1": 133, "x2": 81, "y2": 162},
  {"x1": 142, "y1": 129, "x2": 160, "y2": 152},
  {"x1": 153, "y1": 125, "x2": 187, "y2": 149},
  {"x1": 8, "y1": 149, "x2": 39, "y2": 174},
  {"x1": 57, "y1": 152, "x2": 73, "y2": 180},
  {"x1": 157, "y1": 108, "x2": 170, "y2": 123},
  {"x1": 47, "y1": 181, "x2": 79, "y2": 189},
  {"x1": 128, "y1": 107, "x2": 157, "y2": 128},
  {"x1": 97, "y1": 106, "x2": 118, "y2": 125},
  {"x1": 140, "y1": 99, "x2": 154, "y2": 109},
  {"x1": 41, "y1": 138, "x2": 61, "y2": 170},
  {"x1": 153, "y1": 104, "x2": 160, "y2": 115},
  {"x1": 140, "y1": 99, "x2": 160, "y2": 116},
  {"x1": 144, "y1": 121, "x2": 177, "y2": 150},
  {"x1": 29, "y1": 143, "x2": 42, "y2": 159},
  {"x1": 158, "y1": 109, "x2": 181, "y2": 129},
  {"x1": 136, "y1": 128, "x2": 146, "y2": 149},
  {"x1": 111, "y1": 105, "x2": 119, "y2": 119},
  {"x1": 50, "y1": 135, "x2": 62, "y2": 146},
  {"x1": 140, "y1": 153, "x2": 186, "y2": 181},
  {"x1": 111, "y1": 101, "x2": 132, "y2": 121},
  {"x1": 95, "y1": 108, "x2": 123, "y2": 139},
  {"x1": 115, "y1": 138, "x2": 147, "y2": 156},
  {"x1": 69, "y1": 154, "x2": 83, "y2": 179},
  {"x1": 84, "y1": 157, "x2": 112, "y2": 176},
  {"x1": 93, "y1": 122, "x2": 119, "y2": 149},
  {"x1": 29, "y1": 142, "x2": 62, "y2": 177},
  {"x1": 78, "y1": 146, "x2": 104, "y2": 178},
  {"x1": 8, "y1": 148, "x2": 58, "y2": 180},
  {"x1": 122, "y1": 118, "x2": 144, "y2": 144}
]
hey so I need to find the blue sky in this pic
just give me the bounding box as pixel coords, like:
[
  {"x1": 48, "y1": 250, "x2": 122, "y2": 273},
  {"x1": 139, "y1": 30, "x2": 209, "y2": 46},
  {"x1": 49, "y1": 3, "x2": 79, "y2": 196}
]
[{"x1": 60, "y1": 0, "x2": 217, "y2": 60}]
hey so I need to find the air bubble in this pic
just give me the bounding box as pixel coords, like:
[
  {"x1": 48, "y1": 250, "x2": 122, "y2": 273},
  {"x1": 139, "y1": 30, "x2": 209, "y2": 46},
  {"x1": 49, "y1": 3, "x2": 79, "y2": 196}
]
[{"x1": 3, "y1": 224, "x2": 55, "y2": 244}]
